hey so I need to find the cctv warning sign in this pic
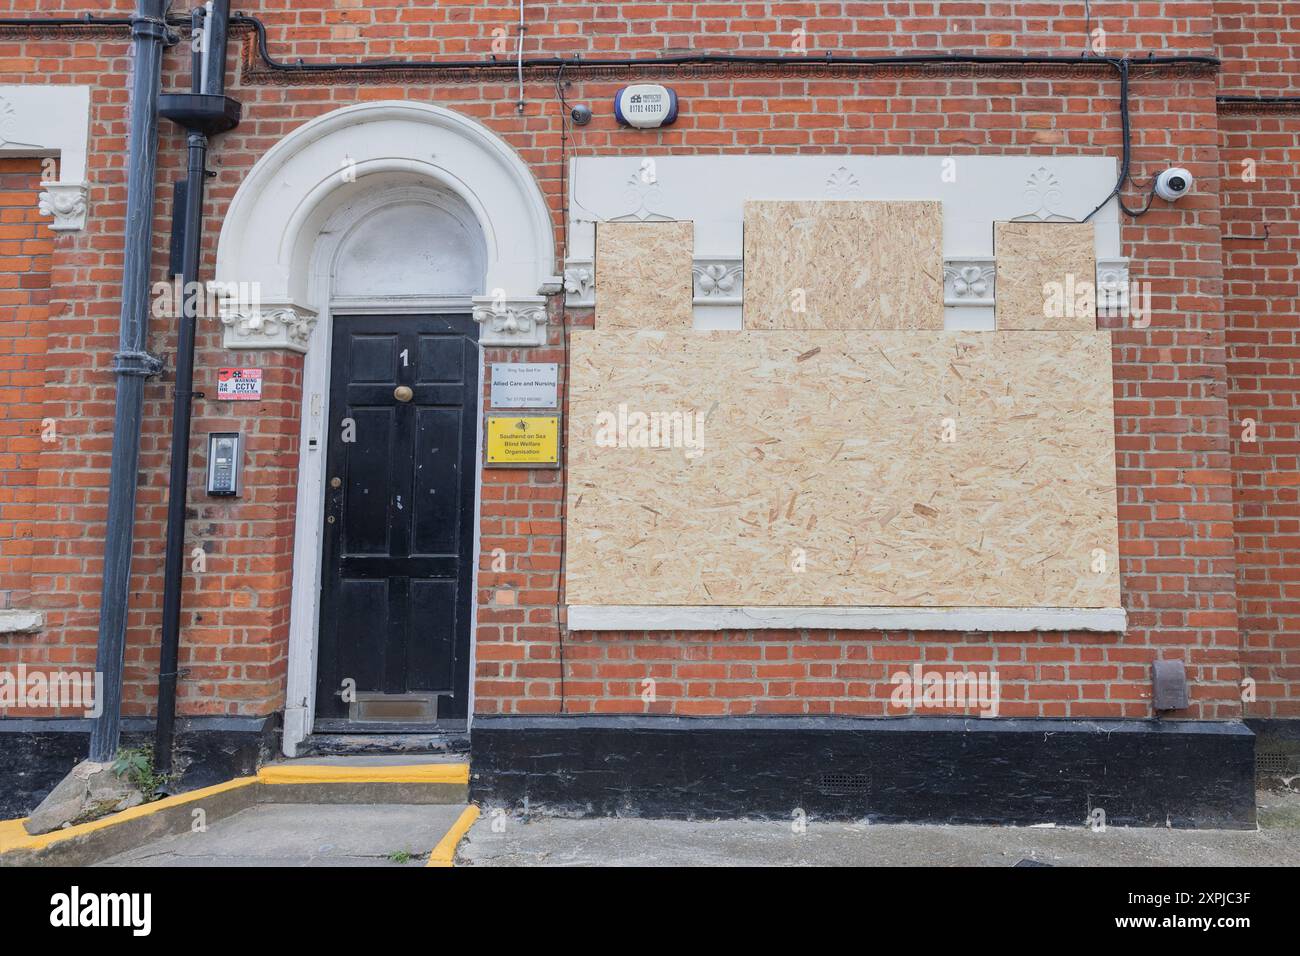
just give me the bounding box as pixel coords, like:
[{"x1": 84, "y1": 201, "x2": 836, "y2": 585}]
[{"x1": 217, "y1": 368, "x2": 263, "y2": 401}]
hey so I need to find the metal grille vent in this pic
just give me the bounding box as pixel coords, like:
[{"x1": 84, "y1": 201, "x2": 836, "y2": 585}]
[
  {"x1": 816, "y1": 772, "x2": 870, "y2": 795},
  {"x1": 1256, "y1": 752, "x2": 1290, "y2": 774}
]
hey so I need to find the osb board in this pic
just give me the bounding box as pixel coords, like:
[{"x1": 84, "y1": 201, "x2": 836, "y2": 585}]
[
  {"x1": 741, "y1": 200, "x2": 944, "y2": 330},
  {"x1": 994, "y1": 221, "x2": 1097, "y2": 331},
  {"x1": 566, "y1": 330, "x2": 1120, "y2": 609},
  {"x1": 595, "y1": 220, "x2": 695, "y2": 328}
]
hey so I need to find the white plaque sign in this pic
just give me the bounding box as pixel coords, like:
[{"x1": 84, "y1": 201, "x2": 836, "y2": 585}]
[{"x1": 491, "y1": 363, "x2": 559, "y2": 409}]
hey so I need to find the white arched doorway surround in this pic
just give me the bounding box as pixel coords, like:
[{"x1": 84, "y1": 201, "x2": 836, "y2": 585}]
[{"x1": 213, "y1": 101, "x2": 559, "y2": 755}]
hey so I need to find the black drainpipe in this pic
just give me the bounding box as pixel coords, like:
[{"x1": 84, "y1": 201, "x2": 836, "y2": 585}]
[
  {"x1": 155, "y1": 0, "x2": 241, "y2": 777},
  {"x1": 88, "y1": 0, "x2": 173, "y2": 765}
]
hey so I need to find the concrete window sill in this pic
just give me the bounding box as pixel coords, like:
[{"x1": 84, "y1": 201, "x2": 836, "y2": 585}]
[
  {"x1": 566, "y1": 606, "x2": 1127, "y2": 633},
  {"x1": 0, "y1": 610, "x2": 44, "y2": 635}
]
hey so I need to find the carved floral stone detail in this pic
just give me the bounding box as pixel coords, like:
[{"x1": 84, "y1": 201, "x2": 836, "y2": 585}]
[
  {"x1": 220, "y1": 305, "x2": 318, "y2": 353},
  {"x1": 611, "y1": 166, "x2": 671, "y2": 221},
  {"x1": 38, "y1": 182, "x2": 88, "y2": 232},
  {"x1": 693, "y1": 262, "x2": 743, "y2": 298},
  {"x1": 943, "y1": 264, "x2": 996, "y2": 301},
  {"x1": 1015, "y1": 166, "x2": 1073, "y2": 222},
  {"x1": 564, "y1": 267, "x2": 593, "y2": 298},
  {"x1": 472, "y1": 295, "x2": 549, "y2": 346},
  {"x1": 825, "y1": 166, "x2": 862, "y2": 198}
]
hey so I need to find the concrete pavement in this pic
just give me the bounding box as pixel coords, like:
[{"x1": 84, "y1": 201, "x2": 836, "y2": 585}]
[
  {"x1": 457, "y1": 789, "x2": 1300, "y2": 867},
  {"x1": 80, "y1": 782, "x2": 1300, "y2": 868},
  {"x1": 96, "y1": 803, "x2": 467, "y2": 867}
]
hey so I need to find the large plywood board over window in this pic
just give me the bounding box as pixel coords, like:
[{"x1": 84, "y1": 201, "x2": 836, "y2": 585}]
[
  {"x1": 595, "y1": 220, "x2": 695, "y2": 328},
  {"x1": 565, "y1": 330, "x2": 1120, "y2": 610},
  {"x1": 994, "y1": 221, "x2": 1097, "y2": 331},
  {"x1": 742, "y1": 200, "x2": 944, "y2": 330}
]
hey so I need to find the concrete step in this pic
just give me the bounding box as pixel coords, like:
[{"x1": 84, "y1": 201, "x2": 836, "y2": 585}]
[
  {"x1": 255, "y1": 757, "x2": 470, "y2": 806},
  {"x1": 295, "y1": 732, "x2": 470, "y2": 758}
]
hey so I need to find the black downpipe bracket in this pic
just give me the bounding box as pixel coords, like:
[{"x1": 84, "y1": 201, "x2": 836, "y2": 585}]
[
  {"x1": 88, "y1": 0, "x2": 172, "y2": 765},
  {"x1": 155, "y1": 0, "x2": 240, "y2": 777}
]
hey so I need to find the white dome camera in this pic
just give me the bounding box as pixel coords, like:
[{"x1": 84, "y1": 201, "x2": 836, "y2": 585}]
[{"x1": 1155, "y1": 167, "x2": 1195, "y2": 202}]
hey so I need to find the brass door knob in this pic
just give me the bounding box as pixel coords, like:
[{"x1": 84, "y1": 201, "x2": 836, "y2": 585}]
[
  {"x1": 330, "y1": 477, "x2": 342, "y2": 489},
  {"x1": 394, "y1": 385, "x2": 414, "y2": 402}
]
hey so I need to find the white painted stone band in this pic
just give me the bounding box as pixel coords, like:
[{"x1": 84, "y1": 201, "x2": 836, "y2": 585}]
[
  {"x1": 567, "y1": 605, "x2": 1128, "y2": 633},
  {"x1": 0, "y1": 609, "x2": 44, "y2": 634}
]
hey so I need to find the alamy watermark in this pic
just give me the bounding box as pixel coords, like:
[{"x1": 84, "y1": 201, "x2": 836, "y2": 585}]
[
  {"x1": 0, "y1": 666, "x2": 102, "y2": 717},
  {"x1": 1043, "y1": 274, "x2": 1152, "y2": 328},
  {"x1": 889, "y1": 664, "x2": 1001, "y2": 718},
  {"x1": 595, "y1": 404, "x2": 706, "y2": 458},
  {"x1": 151, "y1": 278, "x2": 262, "y2": 320}
]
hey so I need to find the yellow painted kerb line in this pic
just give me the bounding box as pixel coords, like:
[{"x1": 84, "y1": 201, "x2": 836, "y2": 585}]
[
  {"x1": 428, "y1": 805, "x2": 479, "y2": 868},
  {"x1": 257, "y1": 763, "x2": 469, "y2": 786},
  {"x1": 0, "y1": 776, "x2": 257, "y2": 856}
]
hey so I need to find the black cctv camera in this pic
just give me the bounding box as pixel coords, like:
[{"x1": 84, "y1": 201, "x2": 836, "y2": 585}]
[{"x1": 570, "y1": 104, "x2": 593, "y2": 126}]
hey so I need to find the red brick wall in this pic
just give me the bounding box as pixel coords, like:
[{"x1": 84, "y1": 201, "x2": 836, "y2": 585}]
[
  {"x1": 1215, "y1": 0, "x2": 1300, "y2": 720},
  {"x1": 1221, "y1": 111, "x2": 1300, "y2": 719},
  {"x1": 0, "y1": 158, "x2": 51, "y2": 615},
  {"x1": 1216, "y1": 0, "x2": 1300, "y2": 95},
  {"x1": 0, "y1": 158, "x2": 52, "y2": 686},
  {"x1": 0, "y1": 1, "x2": 1268, "y2": 724},
  {"x1": 34, "y1": 0, "x2": 1211, "y2": 58},
  {"x1": 0, "y1": 21, "x2": 301, "y2": 718},
  {"x1": 472, "y1": 66, "x2": 1241, "y2": 722}
]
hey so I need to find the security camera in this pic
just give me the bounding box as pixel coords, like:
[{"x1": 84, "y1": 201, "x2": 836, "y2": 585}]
[
  {"x1": 1155, "y1": 167, "x2": 1194, "y2": 202},
  {"x1": 570, "y1": 104, "x2": 593, "y2": 126}
]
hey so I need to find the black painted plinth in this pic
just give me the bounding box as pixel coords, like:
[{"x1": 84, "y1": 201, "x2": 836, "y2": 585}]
[{"x1": 471, "y1": 715, "x2": 1257, "y2": 829}]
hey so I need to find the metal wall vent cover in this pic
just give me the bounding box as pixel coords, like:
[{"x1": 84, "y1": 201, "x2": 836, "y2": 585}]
[
  {"x1": 816, "y1": 772, "x2": 870, "y2": 795},
  {"x1": 1256, "y1": 752, "x2": 1290, "y2": 774}
]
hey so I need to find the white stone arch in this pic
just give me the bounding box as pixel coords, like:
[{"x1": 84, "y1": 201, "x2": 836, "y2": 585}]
[
  {"x1": 215, "y1": 100, "x2": 559, "y2": 349},
  {"x1": 217, "y1": 101, "x2": 555, "y2": 754}
]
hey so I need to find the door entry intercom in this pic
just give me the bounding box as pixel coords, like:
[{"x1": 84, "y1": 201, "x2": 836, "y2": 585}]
[{"x1": 206, "y1": 432, "x2": 243, "y2": 497}]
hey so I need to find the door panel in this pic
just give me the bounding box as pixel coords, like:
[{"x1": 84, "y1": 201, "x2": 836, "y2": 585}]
[
  {"x1": 316, "y1": 314, "x2": 479, "y2": 724},
  {"x1": 412, "y1": 406, "x2": 464, "y2": 555}
]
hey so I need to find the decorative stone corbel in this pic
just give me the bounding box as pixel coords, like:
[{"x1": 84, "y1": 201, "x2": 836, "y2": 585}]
[
  {"x1": 219, "y1": 299, "x2": 319, "y2": 353},
  {"x1": 472, "y1": 294, "x2": 549, "y2": 347},
  {"x1": 38, "y1": 181, "x2": 89, "y2": 232},
  {"x1": 563, "y1": 263, "x2": 595, "y2": 308}
]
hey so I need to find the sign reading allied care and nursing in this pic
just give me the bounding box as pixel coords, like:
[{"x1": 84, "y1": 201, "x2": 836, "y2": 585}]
[
  {"x1": 486, "y1": 414, "x2": 561, "y2": 468},
  {"x1": 490, "y1": 363, "x2": 559, "y2": 409},
  {"x1": 216, "y1": 368, "x2": 263, "y2": 401}
]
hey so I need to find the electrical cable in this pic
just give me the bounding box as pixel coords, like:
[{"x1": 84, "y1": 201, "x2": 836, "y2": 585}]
[
  {"x1": 515, "y1": 0, "x2": 526, "y2": 112},
  {"x1": 1083, "y1": 58, "x2": 1160, "y2": 221},
  {"x1": 221, "y1": 14, "x2": 1218, "y2": 75},
  {"x1": 0, "y1": 13, "x2": 1223, "y2": 74}
]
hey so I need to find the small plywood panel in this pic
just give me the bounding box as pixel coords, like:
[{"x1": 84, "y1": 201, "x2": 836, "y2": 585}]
[
  {"x1": 595, "y1": 220, "x2": 695, "y2": 329},
  {"x1": 742, "y1": 200, "x2": 944, "y2": 330},
  {"x1": 566, "y1": 330, "x2": 1120, "y2": 609},
  {"x1": 995, "y1": 221, "x2": 1098, "y2": 331}
]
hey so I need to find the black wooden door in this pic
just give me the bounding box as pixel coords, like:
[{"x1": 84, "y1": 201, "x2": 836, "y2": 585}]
[{"x1": 316, "y1": 314, "x2": 479, "y2": 723}]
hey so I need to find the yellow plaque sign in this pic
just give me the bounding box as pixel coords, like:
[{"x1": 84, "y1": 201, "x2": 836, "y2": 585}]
[{"x1": 486, "y1": 414, "x2": 561, "y2": 468}]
